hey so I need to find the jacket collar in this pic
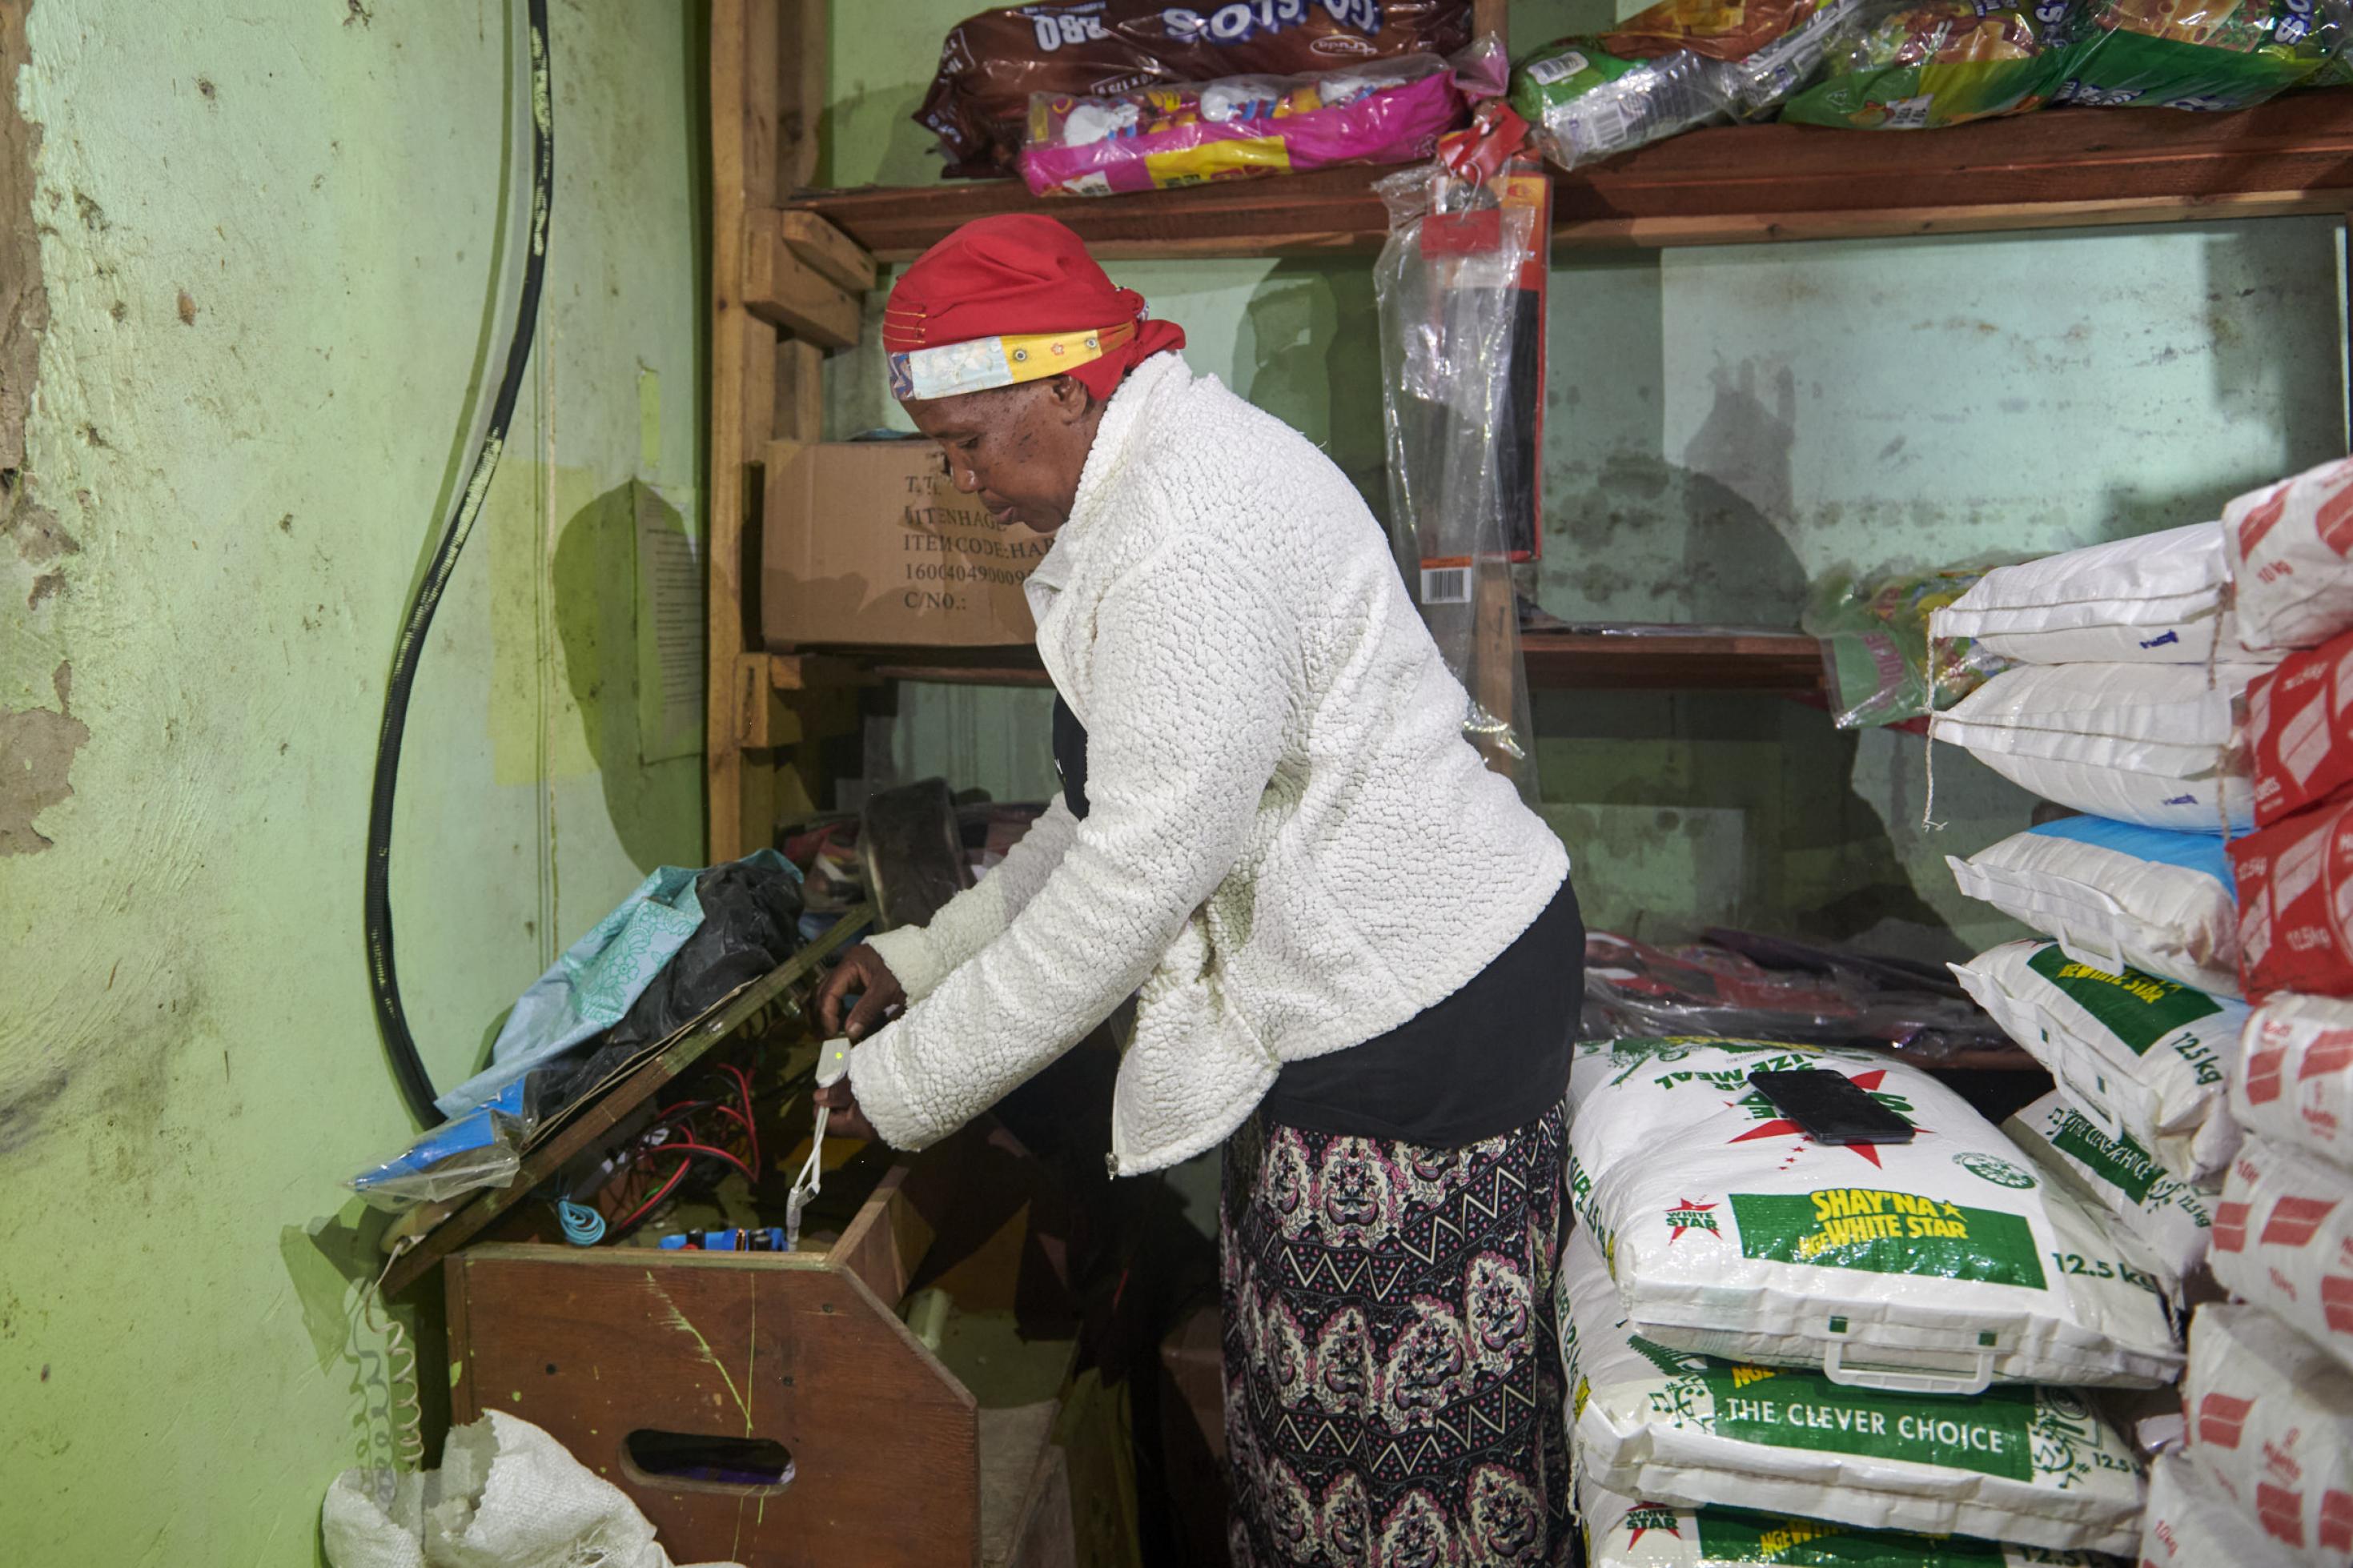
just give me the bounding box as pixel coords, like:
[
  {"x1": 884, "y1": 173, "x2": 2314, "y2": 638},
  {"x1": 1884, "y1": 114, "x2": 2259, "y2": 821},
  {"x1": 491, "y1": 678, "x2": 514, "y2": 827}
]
[{"x1": 1026, "y1": 351, "x2": 1189, "y2": 601}]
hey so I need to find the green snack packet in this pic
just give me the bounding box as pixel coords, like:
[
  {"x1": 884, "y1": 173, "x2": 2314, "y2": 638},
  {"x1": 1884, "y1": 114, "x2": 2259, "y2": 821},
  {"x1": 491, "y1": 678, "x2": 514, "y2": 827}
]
[
  {"x1": 1803, "y1": 566, "x2": 2010, "y2": 729},
  {"x1": 2054, "y1": 0, "x2": 2343, "y2": 109},
  {"x1": 1783, "y1": 0, "x2": 2075, "y2": 126},
  {"x1": 1511, "y1": 37, "x2": 1731, "y2": 167}
]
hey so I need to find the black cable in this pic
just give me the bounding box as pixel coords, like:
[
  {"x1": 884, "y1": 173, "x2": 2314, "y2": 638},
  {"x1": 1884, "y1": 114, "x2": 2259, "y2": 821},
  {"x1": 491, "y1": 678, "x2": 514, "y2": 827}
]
[{"x1": 364, "y1": 0, "x2": 553, "y2": 1126}]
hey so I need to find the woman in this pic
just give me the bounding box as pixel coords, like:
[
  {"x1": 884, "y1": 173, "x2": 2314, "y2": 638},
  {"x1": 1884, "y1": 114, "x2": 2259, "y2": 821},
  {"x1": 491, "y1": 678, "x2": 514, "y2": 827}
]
[{"x1": 813, "y1": 214, "x2": 1583, "y2": 1567}]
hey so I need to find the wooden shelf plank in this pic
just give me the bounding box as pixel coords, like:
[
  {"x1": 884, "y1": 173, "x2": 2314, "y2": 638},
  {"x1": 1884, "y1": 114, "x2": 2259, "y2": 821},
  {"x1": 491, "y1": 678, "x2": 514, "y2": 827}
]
[
  {"x1": 784, "y1": 95, "x2": 2353, "y2": 261},
  {"x1": 778, "y1": 626, "x2": 1824, "y2": 694}
]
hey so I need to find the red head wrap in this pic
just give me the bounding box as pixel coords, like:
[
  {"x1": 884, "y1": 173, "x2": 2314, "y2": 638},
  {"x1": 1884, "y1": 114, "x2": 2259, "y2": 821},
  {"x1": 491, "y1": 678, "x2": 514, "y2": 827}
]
[{"x1": 881, "y1": 215, "x2": 1186, "y2": 403}]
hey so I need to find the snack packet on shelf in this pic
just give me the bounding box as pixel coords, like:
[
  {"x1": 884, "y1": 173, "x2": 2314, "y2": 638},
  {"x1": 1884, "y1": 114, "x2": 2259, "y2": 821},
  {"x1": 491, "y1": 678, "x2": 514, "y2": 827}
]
[
  {"x1": 1783, "y1": 0, "x2": 2075, "y2": 127},
  {"x1": 1805, "y1": 565, "x2": 2011, "y2": 729},
  {"x1": 917, "y1": 0, "x2": 1476, "y2": 178},
  {"x1": 1605, "y1": 0, "x2": 1869, "y2": 114},
  {"x1": 1509, "y1": 37, "x2": 1733, "y2": 168},
  {"x1": 1018, "y1": 46, "x2": 1485, "y2": 197},
  {"x1": 2056, "y1": 0, "x2": 2347, "y2": 110}
]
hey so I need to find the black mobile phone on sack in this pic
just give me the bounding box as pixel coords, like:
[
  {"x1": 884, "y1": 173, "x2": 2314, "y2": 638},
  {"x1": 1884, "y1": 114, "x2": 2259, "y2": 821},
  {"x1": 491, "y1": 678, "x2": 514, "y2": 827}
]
[{"x1": 1748, "y1": 1069, "x2": 1916, "y2": 1145}]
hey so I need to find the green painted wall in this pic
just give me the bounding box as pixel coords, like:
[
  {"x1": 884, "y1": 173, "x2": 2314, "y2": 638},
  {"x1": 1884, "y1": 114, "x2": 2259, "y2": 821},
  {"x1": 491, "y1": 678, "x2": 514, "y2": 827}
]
[
  {"x1": 826, "y1": 1, "x2": 2347, "y2": 963},
  {"x1": 0, "y1": 2, "x2": 705, "y2": 1560}
]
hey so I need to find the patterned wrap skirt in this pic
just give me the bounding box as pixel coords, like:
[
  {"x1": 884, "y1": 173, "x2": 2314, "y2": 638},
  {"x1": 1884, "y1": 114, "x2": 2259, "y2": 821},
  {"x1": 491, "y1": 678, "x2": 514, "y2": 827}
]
[{"x1": 1219, "y1": 1104, "x2": 1572, "y2": 1567}]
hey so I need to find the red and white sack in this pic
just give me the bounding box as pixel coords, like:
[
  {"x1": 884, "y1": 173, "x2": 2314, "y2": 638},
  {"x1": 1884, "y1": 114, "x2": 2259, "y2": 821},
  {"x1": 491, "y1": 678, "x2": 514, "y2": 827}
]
[
  {"x1": 1931, "y1": 520, "x2": 2275, "y2": 665},
  {"x1": 2210, "y1": 1137, "x2": 2353, "y2": 1374},
  {"x1": 2229, "y1": 796, "x2": 2353, "y2": 1001},
  {"x1": 2238, "y1": 993, "x2": 2353, "y2": 1177},
  {"x1": 2139, "y1": 1448, "x2": 2307, "y2": 1568},
  {"x1": 2247, "y1": 628, "x2": 2353, "y2": 827},
  {"x1": 2227, "y1": 455, "x2": 2353, "y2": 652},
  {"x1": 2185, "y1": 1300, "x2": 2353, "y2": 1563},
  {"x1": 1931, "y1": 662, "x2": 2260, "y2": 832}
]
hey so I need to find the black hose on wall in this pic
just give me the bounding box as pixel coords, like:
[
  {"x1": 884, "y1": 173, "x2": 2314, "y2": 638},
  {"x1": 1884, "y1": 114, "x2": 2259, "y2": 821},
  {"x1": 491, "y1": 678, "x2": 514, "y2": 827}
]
[{"x1": 363, "y1": 0, "x2": 553, "y2": 1126}]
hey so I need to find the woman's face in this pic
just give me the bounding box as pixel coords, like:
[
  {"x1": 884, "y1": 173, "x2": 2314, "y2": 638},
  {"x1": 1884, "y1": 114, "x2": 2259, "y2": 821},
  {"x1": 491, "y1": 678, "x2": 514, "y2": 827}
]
[{"x1": 902, "y1": 375, "x2": 1098, "y2": 533}]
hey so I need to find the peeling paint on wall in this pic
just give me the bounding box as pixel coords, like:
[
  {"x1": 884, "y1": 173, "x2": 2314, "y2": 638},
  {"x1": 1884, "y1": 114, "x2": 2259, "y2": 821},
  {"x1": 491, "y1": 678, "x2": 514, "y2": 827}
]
[{"x1": 0, "y1": 660, "x2": 83, "y2": 856}]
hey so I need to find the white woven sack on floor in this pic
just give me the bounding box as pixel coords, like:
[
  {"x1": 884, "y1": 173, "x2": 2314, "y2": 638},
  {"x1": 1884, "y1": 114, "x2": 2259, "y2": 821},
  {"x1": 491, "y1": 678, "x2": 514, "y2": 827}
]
[
  {"x1": 1950, "y1": 939, "x2": 2243, "y2": 1183},
  {"x1": 1576, "y1": 1481, "x2": 2117, "y2": 1566},
  {"x1": 1932, "y1": 662, "x2": 2261, "y2": 832},
  {"x1": 2226, "y1": 455, "x2": 2353, "y2": 652},
  {"x1": 1932, "y1": 521, "x2": 2277, "y2": 665},
  {"x1": 1558, "y1": 1227, "x2": 2144, "y2": 1552},
  {"x1": 2210, "y1": 1137, "x2": 2353, "y2": 1377},
  {"x1": 1565, "y1": 1038, "x2": 2182, "y2": 1390},
  {"x1": 2002, "y1": 1091, "x2": 2217, "y2": 1297},
  {"x1": 1945, "y1": 816, "x2": 2241, "y2": 997},
  {"x1": 2184, "y1": 1301, "x2": 2353, "y2": 1562},
  {"x1": 2237, "y1": 993, "x2": 2353, "y2": 1178},
  {"x1": 323, "y1": 1411, "x2": 742, "y2": 1568},
  {"x1": 2141, "y1": 1448, "x2": 2307, "y2": 1568}
]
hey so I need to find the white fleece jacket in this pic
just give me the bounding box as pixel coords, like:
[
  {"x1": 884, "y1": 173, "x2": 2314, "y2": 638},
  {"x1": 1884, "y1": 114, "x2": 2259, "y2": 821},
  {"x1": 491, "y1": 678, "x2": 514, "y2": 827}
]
[{"x1": 849, "y1": 352, "x2": 1569, "y2": 1175}]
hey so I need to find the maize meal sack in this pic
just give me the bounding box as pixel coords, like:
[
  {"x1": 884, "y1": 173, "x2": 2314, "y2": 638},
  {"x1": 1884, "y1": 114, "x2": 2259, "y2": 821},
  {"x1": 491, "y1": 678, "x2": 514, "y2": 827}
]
[
  {"x1": 1945, "y1": 816, "x2": 2240, "y2": 997},
  {"x1": 1949, "y1": 939, "x2": 2243, "y2": 1183},
  {"x1": 2227, "y1": 793, "x2": 2353, "y2": 1001},
  {"x1": 1928, "y1": 520, "x2": 2269, "y2": 666},
  {"x1": 2237, "y1": 993, "x2": 2353, "y2": 1175},
  {"x1": 2246, "y1": 627, "x2": 2353, "y2": 827},
  {"x1": 1565, "y1": 1037, "x2": 2182, "y2": 1389},
  {"x1": 2211, "y1": 1137, "x2": 2353, "y2": 1371},
  {"x1": 2184, "y1": 1300, "x2": 2353, "y2": 1562},
  {"x1": 2227, "y1": 455, "x2": 2353, "y2": 652},
  {"x1": 2003, "y1": 1090, "x2": 2217, "y2": 1296},
  {"x1": 1559, "y1": 1228, "x2": 2145, "y2": 1551},
  {"x1": 1931, "y1": 662, "x2": 2259, "y2": 832},
  {"x1": 2138, "y1": 1448, "x2": 2305, "y2": 1568},
  {"x1": 1578, "y1": 1482, "x2": 2115, "y2": 1566}
]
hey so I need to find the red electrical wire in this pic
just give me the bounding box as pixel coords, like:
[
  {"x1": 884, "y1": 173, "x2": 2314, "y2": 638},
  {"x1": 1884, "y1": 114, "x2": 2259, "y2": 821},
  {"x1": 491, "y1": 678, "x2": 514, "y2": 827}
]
[
  {"x1": 722, "y1": 1061, "x2": 760, "y2": 1172},
  {"x1": 651, "y1": 1140, "x2": 757, "y2": 1181},
  {"x1": 615, "y1": 1157, "x2": 693, "y2": 1232}
]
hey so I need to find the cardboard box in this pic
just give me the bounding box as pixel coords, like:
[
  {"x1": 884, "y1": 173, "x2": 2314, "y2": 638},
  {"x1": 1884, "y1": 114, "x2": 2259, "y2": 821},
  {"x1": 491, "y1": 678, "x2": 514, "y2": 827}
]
[{"x1": 762, "y1": 439, "x2": 1046, "y2": 648}]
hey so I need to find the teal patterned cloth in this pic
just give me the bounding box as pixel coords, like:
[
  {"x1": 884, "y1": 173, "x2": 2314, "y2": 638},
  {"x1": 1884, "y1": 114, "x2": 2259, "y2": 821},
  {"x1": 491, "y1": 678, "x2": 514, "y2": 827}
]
[{"x1": 433, "y1": 849, "x2": 793, "y2": 1117}]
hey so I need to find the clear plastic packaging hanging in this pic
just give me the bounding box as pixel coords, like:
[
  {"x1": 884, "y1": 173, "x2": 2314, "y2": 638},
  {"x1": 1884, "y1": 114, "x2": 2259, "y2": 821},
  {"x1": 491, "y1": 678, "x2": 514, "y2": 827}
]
[{"x1": 1374, "y1": 157, "x2": 1544, "y2": 805}]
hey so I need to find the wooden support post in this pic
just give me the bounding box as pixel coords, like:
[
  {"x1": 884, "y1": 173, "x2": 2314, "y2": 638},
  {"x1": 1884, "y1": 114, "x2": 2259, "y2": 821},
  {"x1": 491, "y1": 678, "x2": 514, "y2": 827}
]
[
  {"x1": 711, "y1": 0, "x2": 853, "y2": 864},
  {"x1": 745, "y1": 209, "x2": 861, "y2": 347},
  {"x1": 1472, "y1": 0, "x2": 1509, "y2": 50}
]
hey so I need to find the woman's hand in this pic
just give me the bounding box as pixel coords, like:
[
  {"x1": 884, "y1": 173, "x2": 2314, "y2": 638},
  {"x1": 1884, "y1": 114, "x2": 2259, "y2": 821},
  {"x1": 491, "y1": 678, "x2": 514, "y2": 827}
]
[
  {"x1": 813, "y1": 943, "x2": 905, "y2": 1041},
  {"x1": 814, "y1": 1079, "x2": 881, "y2": 1143}
]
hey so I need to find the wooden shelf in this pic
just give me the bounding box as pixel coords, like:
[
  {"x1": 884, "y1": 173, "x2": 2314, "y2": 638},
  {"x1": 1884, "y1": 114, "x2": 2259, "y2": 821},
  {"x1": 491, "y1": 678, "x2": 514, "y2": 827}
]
[
  {"x1": 775, "y1": 626, "x2": 1824, "y2": 694},
  {"x1": 784, "y1": 94, "x2": 2353, "y2": 260}
]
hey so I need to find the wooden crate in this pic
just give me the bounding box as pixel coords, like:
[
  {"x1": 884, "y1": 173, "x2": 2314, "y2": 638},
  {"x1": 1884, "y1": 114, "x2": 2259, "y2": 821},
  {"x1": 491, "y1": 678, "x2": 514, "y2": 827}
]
[{"x1": 447, "y1": 1136, "x2": 1085, "y2": 1566}]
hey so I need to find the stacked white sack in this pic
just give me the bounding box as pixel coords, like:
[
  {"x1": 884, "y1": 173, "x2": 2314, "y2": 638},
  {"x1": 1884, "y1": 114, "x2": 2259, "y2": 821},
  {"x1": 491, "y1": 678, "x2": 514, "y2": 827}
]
[
  {"x1": 2138, "y1": 1448, "x2": 2306, "y2": 1568},
  {"x1": 1558, "y1": 1227, "x2": 2145, "y2": 1552},
  {"x1": 1944, "y1": 816, "x2": 2240, "y2": 998},
  {"x1": 1576, "y1": 1483, "x2": 2116, "y2": 1566},
  {"x1": 1932, "y1": 519, "x2": 2278, "y2": 667},
  {"x1": 2209, "y1": 1137, "x2": 2353, "y2": 1374},
  {"x1": 1950, "y1": 938, "x2": 2241, "y2": 1184},
  {"x1": 2003, "y1": 1091, "x2": 2217, "y2": 1297},
  {"x1": 2182, "y1": 1301, "x2": 2353, "y2": 1561},
  {"x1": 1564, "y1": 1037, "x2": 2182, "y2": 1390},
  {"x1": 2226, "y1": 455, "x2": 2353, "y2": 653},
  {"x1": 1930, "y1": 661, "x2": 2262, "y2": 832},
  {"x1": 2236, "y1": 993, "x2": 2353, "y2": 1173}
]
